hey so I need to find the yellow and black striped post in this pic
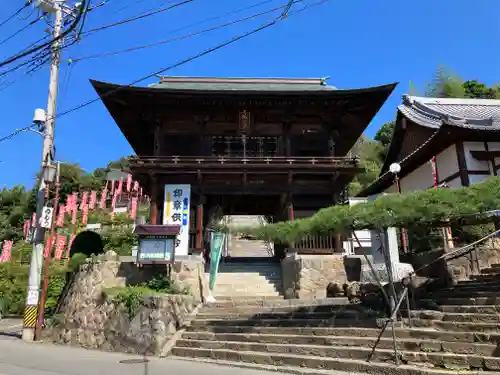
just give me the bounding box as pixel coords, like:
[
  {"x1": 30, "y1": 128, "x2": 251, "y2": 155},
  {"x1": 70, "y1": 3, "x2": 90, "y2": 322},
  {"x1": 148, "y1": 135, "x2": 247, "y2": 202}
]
[{"x1": 23, "y1": 305, "x2": 38, "y2": 329}]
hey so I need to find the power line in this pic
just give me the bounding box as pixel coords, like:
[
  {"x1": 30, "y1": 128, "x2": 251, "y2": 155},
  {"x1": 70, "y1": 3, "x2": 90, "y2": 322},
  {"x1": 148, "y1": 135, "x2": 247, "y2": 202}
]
[
  {"x1": 0, "y1": 1, "x2": 32, "y2": 29},
  {"x1": 0, "y1": 125, "x2": 35, "y2": 144},
  {"x1": 83, "y1": 0, "x2": 194, "y2": 35},
  {"x1": 54, "y1": 0, "x2": 327, "y2": 121},
  {"x1": 71, "y1": 0, "x2": 294, "y2": 62},
  {"x1": 0, "y1": 16, "x2": 42, "y2": 47},
  {"x1": 0, "y1": 0, "x2": 87, "y2": 69}
]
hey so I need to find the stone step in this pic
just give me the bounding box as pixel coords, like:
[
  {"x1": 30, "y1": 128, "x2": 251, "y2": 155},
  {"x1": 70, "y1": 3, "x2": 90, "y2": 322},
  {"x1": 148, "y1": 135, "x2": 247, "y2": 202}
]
[
  {"x1": 470, "y1": 274, "x2": 500, "y2": 281},
  {"x1": 445, "y1": 282, "x2": 500, "y2": 291},
  {"x1": 213, "y1": 286, "x2": 281, "y2": 292},
  {"x1": 207, "y1": 296, "x2": 285, "y2": 302},
  {"x1": 491, "y1": 263, "x2": 500, "y2": 269},
  {"x1": 480, "y1": 268, "x2": 500, "y2": 275},
  {"x1": 189, "y1": 317, "x2": 500, "y2": 333},
  {"x1": 410, "y1": 310, "x2": 500, "y2": 323},
  {"x1": 170, "y1": 356, "x2": 497, "y2": 375},
  {"x1": 422, "y1": 296, "x2": 500, "y2": 305},
  {"x1": 457, "y1": 278, "x2": 500, "y2": 286},
  {"x1": 197, "y1": 309, "x2": 500, "y2": 324},
  {"x1": 212, "y1": 295, "x2": 283, "y2": 299},
  {"x1": 203, "y1": 297, "x2": 349, "y2": 309},
  {"x1": 190, "y1": 317, "x2": 378, "y2": 329},
  {"x1": 180, "y1": 332, "x2": 499, "y2": 356},
  {"x1": 436, "y1": 305, "x2": 500, "y2": 314},
  {"x1": 217, "y1": 264, "x2": 280, "y2": 269},
  {"x1": 214, "y1": 274, "x2": 281, "y2": 279},
  {"x1": 182, "y1": 325, "x2": 500, "y2": 344},
  {"x1": 405, "y1": 319, "x2": 500, "y2": 333},
  {"x1": 429, "y1": 290, "x2": 500, "y2": 298},
  {"x1": 195, "y1": 310, "x2": 380, "y2": 321},
  {"x1": 212, "y1": 289, "x2": 282, "y2": 295},
  {"x1": 199, "y1": 304, "x2": 361, "y2": 314},
  {"x1": 171, "y1": 345, "x2": 500, "y2": 372}
]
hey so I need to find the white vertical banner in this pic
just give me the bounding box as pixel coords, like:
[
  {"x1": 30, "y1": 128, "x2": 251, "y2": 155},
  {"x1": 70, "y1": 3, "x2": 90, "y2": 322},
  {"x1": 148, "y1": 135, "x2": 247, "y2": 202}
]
[{"x1": 163, "y1": 184, "x2": 191, "y2": 257}]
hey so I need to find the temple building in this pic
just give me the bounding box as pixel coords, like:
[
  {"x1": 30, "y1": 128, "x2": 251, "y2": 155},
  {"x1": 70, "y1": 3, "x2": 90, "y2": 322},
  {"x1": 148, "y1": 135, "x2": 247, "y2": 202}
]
[
  {"x1": 92, "y1": 76, "x2": 396, "y2": 258},
  {"x1": 359, "y1": 95, "x2": 500, "y2": 197}
]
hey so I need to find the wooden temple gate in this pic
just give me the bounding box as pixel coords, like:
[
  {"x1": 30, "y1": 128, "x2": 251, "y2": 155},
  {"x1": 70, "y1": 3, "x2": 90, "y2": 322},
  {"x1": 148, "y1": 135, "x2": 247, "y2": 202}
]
[{"x1": 91, "y1": 76, "x2": 396, "y2": 259}]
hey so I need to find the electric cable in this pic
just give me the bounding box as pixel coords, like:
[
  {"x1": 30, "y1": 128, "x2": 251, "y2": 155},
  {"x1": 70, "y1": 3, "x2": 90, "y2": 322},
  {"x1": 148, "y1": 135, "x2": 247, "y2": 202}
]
[
  {"x1": 0, "y1": 16, "x2": 42, "y2": 47},
  {"x1": 0, "y1": 0, "x2": 87, "y2": 69},
  {"x1": 71, "y1": 0, "x2": 296, "y2": 62},
  {"x1": 53, "y1": 0, "x2": 327, "y2": 122},
  {"x1": 0, "y1": 125, "x2": 36, "y2": 144},
  {"x1": 0, "y1": 1, "x2": 32, "y2": 29},
  {"x1": 82, "y1": 0, "x2": 194, "y2": 35}
]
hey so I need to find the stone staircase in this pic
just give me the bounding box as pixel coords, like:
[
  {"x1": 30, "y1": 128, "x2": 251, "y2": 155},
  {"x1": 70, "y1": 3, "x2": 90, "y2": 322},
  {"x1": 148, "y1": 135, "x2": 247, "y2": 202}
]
[
  {"x1": 209, "y1": 260, "x2": 283, "y2": 300},
  {"x1": 227, "y1": 215, "x2": 273, "y2": 258},
  {"x1": 169, "y1": 262, "x2": 500, "y2": 375}
]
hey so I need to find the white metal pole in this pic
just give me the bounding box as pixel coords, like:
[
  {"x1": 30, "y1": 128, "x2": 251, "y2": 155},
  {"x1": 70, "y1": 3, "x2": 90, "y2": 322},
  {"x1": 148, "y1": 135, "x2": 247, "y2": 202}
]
[{"x1": 22, "y1": 3, "x2": 63, "y2": 342}]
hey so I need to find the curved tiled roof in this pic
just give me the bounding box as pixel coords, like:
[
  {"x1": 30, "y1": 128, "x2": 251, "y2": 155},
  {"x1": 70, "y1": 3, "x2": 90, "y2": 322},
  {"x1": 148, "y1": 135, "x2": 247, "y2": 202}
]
[
  {"x1": 398, "y1": 95, "x2": 500, "y2": 130},
  {"x1": 357, "y1": 95, "x2": 500, "y2": 197}
]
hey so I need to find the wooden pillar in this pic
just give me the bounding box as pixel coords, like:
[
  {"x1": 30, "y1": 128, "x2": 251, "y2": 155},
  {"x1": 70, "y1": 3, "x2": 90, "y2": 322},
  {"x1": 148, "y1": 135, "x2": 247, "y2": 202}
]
[
  {"x1": 284, "y1": 122, "x2": 291, "y2": 157},
  {"x1": 455, "y1": 141, "x2": 470, "y2": 186},
  {"x1": 195, "y1": 195, "x2": 205, "y2": 250},
  {"x1": 287, "y1": 194, "x2": 295, "y2": 252},
  {"x1": 149, "y1": 175, "x2": 158, "y2": 225},
  {"x1": 332, "y1": 194, "x2": 342, "y2": 253},
  {"x1": 154, "y1": 122, "x2": 161, "y2": 156},
  {"x1": 328, "y1": 133, "x2": 335, "y2": 157}
]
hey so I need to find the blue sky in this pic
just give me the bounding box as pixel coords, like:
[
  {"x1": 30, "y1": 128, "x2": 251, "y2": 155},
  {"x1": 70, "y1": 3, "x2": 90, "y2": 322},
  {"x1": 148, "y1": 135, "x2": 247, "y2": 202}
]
[{"x1": 1, "y1": 0, "x2": 500, "y2": 188}]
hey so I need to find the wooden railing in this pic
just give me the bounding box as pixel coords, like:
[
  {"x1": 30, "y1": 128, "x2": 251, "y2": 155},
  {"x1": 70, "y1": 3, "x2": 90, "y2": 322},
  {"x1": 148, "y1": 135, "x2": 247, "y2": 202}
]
[
  {"x1": 297, "y1": 234, "x2": 337, "y2": 251},
  {"x1": 130, "y1": 155, "x2": 359, "y2": 168}
]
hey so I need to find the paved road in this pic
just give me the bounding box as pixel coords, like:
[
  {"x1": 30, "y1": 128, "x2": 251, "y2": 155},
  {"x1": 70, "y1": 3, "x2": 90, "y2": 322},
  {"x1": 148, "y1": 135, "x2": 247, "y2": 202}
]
[
  {"x1": 0, "y1": 335, "x2": 296, "y2": 375},
  {"x1": 0, "y1": 319, "x2": 22, "y2": 338}
]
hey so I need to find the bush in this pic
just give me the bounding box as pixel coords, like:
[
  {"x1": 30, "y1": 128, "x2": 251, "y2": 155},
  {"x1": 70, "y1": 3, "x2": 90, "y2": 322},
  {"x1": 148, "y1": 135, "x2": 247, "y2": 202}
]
[
  {"x1": 103, "y1": 275, "x2": 190, "y2": 319},
  {"x1": 0, "y1": 261, "x2": 67, "y2": 316},
  {"x1": 101, "y1": 226, "x2": 137, "y2": 256}
]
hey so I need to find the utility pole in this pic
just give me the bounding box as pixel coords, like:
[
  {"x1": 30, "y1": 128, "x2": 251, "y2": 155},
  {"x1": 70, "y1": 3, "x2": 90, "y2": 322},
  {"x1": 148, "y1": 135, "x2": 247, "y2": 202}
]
[{"x1": 22, "y1": 1, "x2": 63, "y2": 342}]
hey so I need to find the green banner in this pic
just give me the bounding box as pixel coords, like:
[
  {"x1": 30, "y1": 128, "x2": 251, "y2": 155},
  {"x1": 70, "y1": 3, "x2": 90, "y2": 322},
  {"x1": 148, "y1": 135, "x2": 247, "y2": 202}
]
[{"x1": 209, "y1": 231, "x2": 225, "y2": 291}]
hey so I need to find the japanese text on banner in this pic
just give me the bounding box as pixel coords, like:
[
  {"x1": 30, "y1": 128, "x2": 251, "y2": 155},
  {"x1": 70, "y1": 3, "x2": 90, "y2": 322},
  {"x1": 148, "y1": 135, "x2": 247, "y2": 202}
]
[{"x1": 163, "y1": 184, "x2": 191, "y2": 256}]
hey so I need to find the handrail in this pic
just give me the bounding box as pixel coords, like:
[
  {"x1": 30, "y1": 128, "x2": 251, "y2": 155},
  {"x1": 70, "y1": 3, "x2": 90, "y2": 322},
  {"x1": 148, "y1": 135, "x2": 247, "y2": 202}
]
[
  {"x1": 351, "y1": 227, "x2": 500, "y2": 367},
  {"x1": 130, "y1": 155, "x2": 359, "y2": 166}
]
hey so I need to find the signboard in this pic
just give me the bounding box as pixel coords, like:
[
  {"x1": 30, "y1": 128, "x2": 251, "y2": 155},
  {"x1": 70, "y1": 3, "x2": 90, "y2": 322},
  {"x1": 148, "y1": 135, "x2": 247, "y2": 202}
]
[
  {"x1": 40, "y1": 206, "x2": 54, "y2": 229},
  {"x1": 137, "y1": 235, "x2": 174, "y2": 263},
  {"x1": 86, "y1": 223, "x2": 102, "y2": 233},
  {"x1": 209, "y1": 231, "x2": 226, "y2": 291},
  {"x1": 163, "y1": 184, "x2": 191, "y2": 256}
]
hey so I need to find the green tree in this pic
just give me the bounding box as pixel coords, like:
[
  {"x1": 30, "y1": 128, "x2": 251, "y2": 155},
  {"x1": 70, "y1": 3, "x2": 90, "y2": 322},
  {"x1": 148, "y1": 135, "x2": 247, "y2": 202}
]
[
  {"x1": 349, "y1": 136, "x2": 385, "y2": 195},
  {"x1": 426, "y1": 65, "x2": 466, "y2": 98},
  {"x1": 0, "y1": 186, "x2": 30, "y2": 243},
  {"x1": 374, "y1": 121, "x2": 395, "y2": 160},
  {"x1": 462, "y1": 80, "x2": 500, "y2": 99}
]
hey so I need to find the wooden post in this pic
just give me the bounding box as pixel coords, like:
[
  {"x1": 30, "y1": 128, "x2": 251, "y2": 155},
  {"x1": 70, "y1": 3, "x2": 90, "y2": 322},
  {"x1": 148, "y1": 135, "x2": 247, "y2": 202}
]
[
  {"x1": 287, "y1": 195, "x2": 295, "y2": 250},
  {"x1": 149, "y1": 175, "x2": 158, "y2": 225},
  {"x1": 196, "y1": 195, "x2": 204, "y2": 250}
]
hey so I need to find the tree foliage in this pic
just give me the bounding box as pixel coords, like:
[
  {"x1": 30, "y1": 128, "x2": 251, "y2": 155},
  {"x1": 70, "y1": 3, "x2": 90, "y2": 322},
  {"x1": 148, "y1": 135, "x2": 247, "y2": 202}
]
[
  {"x1": 1, "y1": 157, "x2": 133, "y2": 245},
  {"x1": 234, "y1": 177, "x2": 500, "y2": 244}
]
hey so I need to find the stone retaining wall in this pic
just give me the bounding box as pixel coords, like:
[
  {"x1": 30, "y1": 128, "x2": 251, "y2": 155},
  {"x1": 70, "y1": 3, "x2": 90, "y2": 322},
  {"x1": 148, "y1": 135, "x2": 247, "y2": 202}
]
[
  {"x1": 43, "y1": 251, "x2": 202, "y2": 355},
  {"x1": 281, "y1": 253, "x2": 347, "y2": 299}
]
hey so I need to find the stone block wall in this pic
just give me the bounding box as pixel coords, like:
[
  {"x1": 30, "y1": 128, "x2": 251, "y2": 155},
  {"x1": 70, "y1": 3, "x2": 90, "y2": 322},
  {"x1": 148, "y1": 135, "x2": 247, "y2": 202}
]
[
  {"x1": 43, "y1": 251, "x2": 204, "y2": 355},
  {"x1": 281, "y1": 253, "x2": 347, "y2": 299},
  {"x1": 401, "y1": 241, "x2": 500, "y2": 282}
]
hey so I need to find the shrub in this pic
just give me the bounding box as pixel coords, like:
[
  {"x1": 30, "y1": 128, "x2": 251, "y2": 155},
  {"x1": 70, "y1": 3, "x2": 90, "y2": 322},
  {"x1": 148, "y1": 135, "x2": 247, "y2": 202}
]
[{"x1": 0, "y1": 261, "x2": 67, "y2": 316}]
